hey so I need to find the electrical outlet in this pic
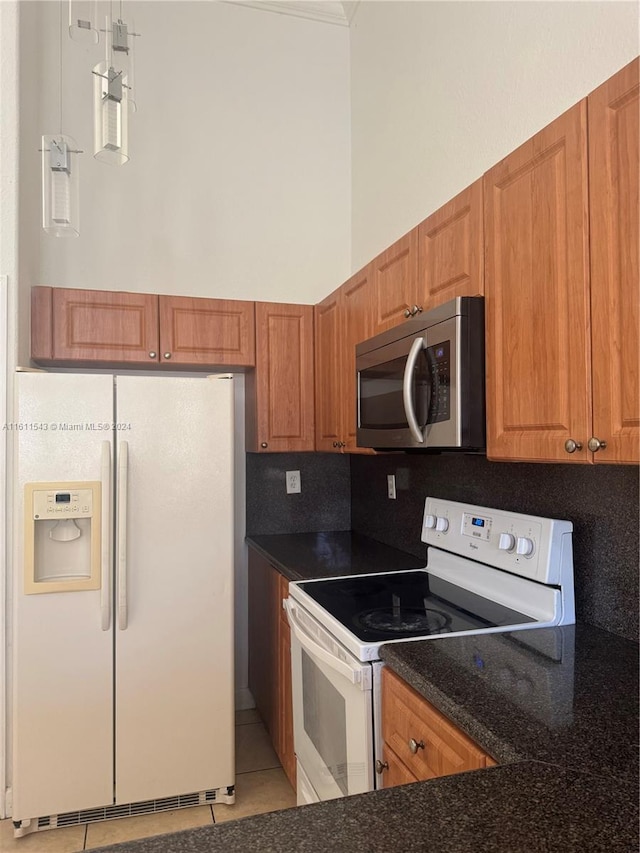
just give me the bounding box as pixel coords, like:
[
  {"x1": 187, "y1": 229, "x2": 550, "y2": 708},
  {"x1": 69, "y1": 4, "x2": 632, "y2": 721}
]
[
  {"x1": 286, "y1": 470, "x2": 301, "y2": 494},
  {"x1": 387, "y1": 474, "x2": 396, "y2": 500}
]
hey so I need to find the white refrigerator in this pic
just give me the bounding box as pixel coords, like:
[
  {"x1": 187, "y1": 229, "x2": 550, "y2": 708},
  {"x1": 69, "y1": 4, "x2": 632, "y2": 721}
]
[{"x1": 11, "y1": 372, "x2": 235, "y2": 831}]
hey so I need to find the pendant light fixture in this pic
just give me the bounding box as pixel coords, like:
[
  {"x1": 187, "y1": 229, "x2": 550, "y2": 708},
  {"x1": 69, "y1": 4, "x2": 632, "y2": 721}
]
[
  {"x1": 42, "y1": 1, "x2": 82, "y2": 237},
  {"x1": 92, "y1": 3, "x2": 139, "y2": 165}
]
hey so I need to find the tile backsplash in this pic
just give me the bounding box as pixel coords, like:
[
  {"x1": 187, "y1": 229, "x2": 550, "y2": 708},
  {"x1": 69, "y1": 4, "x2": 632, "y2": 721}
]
[
  {"x1": 246, "y1": 451, "x2": 638, "y2": 642},
  {"x1": 350, "y1": 454, "x2": 639, "y2": 642},
  {"x1": 246, "y1": 452, "x2": 351, "y2": 535}
]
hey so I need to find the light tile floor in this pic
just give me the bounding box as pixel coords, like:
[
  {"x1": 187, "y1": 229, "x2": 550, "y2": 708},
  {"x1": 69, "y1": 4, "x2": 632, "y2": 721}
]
[{"x1": 0, "y1": 710, "x2": 296, "y2": 851}]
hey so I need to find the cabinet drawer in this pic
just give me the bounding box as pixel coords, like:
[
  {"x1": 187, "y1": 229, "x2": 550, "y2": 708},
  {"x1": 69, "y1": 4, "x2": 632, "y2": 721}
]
[
  {"x1": 381, "y1": 743, "x2": 418, "y2": 788},
  {"x1": 382, "y1": 668, "x2": 489, "y2": 781}
]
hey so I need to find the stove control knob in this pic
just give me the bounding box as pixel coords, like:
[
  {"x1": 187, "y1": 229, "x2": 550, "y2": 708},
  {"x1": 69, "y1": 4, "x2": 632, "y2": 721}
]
[
  {"x1": 498, "y1": 532, "x2": 516, "y2": 552},
  {"x1": 424, "y1": 514, "x2": 437, "y2": 529},
  {"x1": 435, "y1": 516, "x2": 449, "y2": 533},
  {"x1": 516, "y1": 536, "x2": 535, "y2": 557}
]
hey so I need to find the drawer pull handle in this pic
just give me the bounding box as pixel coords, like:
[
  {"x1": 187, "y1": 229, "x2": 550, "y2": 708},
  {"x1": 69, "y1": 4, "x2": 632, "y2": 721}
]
[
  {"x1": 375, "y1": 759, "x2": 388, "y2": 774},
  {"x1": 409, "y1": 738, "x2": 425, "y2": 754}
]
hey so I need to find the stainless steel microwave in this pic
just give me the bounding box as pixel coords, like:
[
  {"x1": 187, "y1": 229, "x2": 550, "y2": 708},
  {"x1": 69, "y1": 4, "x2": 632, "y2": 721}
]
[{"x1": 356, "y1": 296, "x2": 485, "y2": 450}]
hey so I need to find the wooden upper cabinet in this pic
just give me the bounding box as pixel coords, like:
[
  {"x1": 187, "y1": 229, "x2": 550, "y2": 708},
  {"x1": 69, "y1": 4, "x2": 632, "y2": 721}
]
[
  {"x1": 417, "y1": 179, "x2": 484, "y2": 311},
  {"x1": 588, "y1": 57, "x2": 640, "y2": 465},
  {"x1": 342, "y1": 265, "x2": 374, "y2": 452},
  {"x1": 371, "y1": 229, "x2": 419, "y2": 333},
  {"x1": 159, "y1": 295, "x2": 255, "y2": 368},
  {"x1": 314, "y1": 267, "x2": 374, "y2": 453},
  {"x1": 314, "y1": 288, "x2": 344, "y2": 452},
  {"x1": 246, "y1": 302, "x2": 315, "y2": 452},
  {"x1": 32, "y1": 286, "x2": 160, "y2": 365},
  {"x1": 484, "y1": 101, "x2": 592, "y2": 463}
]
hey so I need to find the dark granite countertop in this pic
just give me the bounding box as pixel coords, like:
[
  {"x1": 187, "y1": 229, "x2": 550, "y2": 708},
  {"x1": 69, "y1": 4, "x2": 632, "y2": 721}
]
[
  {"x1": 246, "y1": 530, "x2": 425, "y2": 581},
  {"x1": 380, "y1": 623, "x2": 639, "y2": 785},
  {"x1": 93, "y1": 535, "x2": 638, "y2": 852},
  {"x1": 90, "y1": 761, "x2": 638, "y2": 852}
]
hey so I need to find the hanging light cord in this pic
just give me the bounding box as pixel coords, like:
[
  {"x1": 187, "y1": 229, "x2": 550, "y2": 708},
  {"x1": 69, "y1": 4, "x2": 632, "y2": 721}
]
[{"x1": 58, "y1": 0, "x2": 63, "y2": 134}]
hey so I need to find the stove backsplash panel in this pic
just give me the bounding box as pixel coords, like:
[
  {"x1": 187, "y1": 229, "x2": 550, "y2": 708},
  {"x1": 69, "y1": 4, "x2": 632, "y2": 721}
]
[
  {"x1": 350, "y1": 455, "x2": 639, "y2": 642},
  {"x1": 246, "y1": 452, "x2": 351, "y2": 535}
]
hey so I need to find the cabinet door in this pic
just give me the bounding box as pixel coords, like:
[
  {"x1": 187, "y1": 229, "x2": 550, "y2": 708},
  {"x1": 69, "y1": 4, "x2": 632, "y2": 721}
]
[
  {"x1": 159, "y1": 295, "x2": 255, "y2": 367},
  {"x1": 32, "y1": 286, "x2": 160, "y2": 365},
  {"x1": 484, "y1": 102, "x2": 591, "y2": 462},
  {"x1": 382, "y1": 668, "x2": 490, "y2": 781},
  {"x1": 247, "y1": 549, "x2": 279, "y2": 740},
  {"x1": 371, "y1": 229, "x2": 419, "y2": 333},
  {"x1": 314, "y1": 290, "x2": 344, "y2": 451},
  {"x1": 342, "y1": 266, "x2": 374, "y2": 453},
  {"x1": 417, "y1": 179, "x2": 484, "y2": 311},
  {"x1": 589, "y1": 58, "x2": 640, "y2": 464},
  {"x1": 247, "y1": 303, "x2": 315, "y2": 452}
]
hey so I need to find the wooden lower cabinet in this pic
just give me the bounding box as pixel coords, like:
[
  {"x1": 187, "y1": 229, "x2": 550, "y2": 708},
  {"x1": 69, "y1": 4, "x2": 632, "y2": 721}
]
[
  {"x1": 379, "y1": 667, "x2": 495, "y2": 788},
  {"x1": 247, "y1": 549, "x2": 296, "y2": 790}
]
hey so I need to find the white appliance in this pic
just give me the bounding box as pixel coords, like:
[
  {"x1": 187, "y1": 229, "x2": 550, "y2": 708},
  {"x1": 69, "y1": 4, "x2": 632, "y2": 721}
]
[
  {"x1": 285, "y1": 497, "x2": 574, "y2": 804},
  {"x1": 11, "y1": 372, "x2": 235, "y2": 835}
]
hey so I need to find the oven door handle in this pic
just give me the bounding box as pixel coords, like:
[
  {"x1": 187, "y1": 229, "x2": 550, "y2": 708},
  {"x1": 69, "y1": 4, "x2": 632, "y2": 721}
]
[
  {"x1": 403, "y1": 336, "x2": 426, "y2": 444},
  {"x1": 284, "y1": 599, "x2": 363, "y2": 686}
]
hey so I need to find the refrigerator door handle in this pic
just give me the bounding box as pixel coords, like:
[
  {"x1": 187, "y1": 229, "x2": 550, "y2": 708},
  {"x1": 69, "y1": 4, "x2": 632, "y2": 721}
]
[
  {"x1": 117, "y1": 440, "x2": 129, "y2": 630},
  {"x1": 100, "y1": 441, "x2": 112, "y2": 631}
]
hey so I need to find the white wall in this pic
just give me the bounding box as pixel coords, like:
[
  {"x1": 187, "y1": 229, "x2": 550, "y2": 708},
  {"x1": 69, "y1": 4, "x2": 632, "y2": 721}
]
[
  {"x1": 18, "y1": 0, "x2": 351, "y2": 363},
  {"x1": 350, "y1": 0, "x2": 639, "y2": 268}
]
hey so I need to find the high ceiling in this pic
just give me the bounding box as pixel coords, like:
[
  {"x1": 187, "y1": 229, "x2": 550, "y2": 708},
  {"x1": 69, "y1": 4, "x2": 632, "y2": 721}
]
[{"x1": 222, "y1": 1, "x2": 360, "y2": 27}]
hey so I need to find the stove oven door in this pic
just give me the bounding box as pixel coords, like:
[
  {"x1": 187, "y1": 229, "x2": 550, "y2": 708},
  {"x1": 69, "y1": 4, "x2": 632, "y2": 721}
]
[{"x1": 285, "y1": 598, "x2": 374, "y2": 804}]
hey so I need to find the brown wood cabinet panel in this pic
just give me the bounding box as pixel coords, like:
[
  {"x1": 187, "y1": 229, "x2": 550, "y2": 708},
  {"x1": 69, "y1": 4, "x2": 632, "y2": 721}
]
[
  {"x1": 247, "y1": 549, "x2": 279, "y2": 740},
  {"x1": 484, "y1": 101, "x2": 591, "y2": 462},
  {"x1": 314, "y1": 290, "x2": 343, "y2": 451},
  {"x1": 342, "y1": 266, "x2": 374, "y2": 453},
  {"x1": 417, "y1": 179, "x2": 484, "y2": 311},
  {"x1": 31, "y1": 286, "x2": 53, "y2": 362},
  {"x1": 380, "y1": 743, "x2": 418, "y2": 789},
  {"x1": 381, "y1": 668, "x2": 491, "y2": 783},
  {"x1": 247, "y1": 552, "x2": 295, "y2": 792},
  {"x1": 159, "y1": 295, "x2": 255, "y2": 367},
  {"x1": 246, "y1": 302, "x2": 315, "y2": 452},
  {"x1": 589, "y1": 57, "x2": 640, "y2": 464},
  {"x1": 32, "y1": 287, "x2": 160, "y2": 365},
  {"x1": 371, "y1": 229, "x2": 419, "y2": 333}
]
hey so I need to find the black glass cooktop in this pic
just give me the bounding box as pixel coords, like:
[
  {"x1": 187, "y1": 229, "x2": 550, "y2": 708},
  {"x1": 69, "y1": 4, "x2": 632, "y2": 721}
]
[{"x1": 298, "y1": 570, "x2": 536, "y2": 643}]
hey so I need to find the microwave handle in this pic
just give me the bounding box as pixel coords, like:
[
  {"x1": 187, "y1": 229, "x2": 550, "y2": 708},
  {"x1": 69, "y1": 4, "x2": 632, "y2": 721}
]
[{"x1": 403, "y1": 336, "x2": 426, "y2": 443}]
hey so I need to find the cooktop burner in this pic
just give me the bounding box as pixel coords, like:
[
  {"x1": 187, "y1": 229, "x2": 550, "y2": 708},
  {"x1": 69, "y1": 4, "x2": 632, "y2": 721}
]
[
  {"x1": 297, "y1": 570, "x2": 535, "y2": 643},
  {"x1": 355, "y1": 596, "x2": 452, "y2": 635}
]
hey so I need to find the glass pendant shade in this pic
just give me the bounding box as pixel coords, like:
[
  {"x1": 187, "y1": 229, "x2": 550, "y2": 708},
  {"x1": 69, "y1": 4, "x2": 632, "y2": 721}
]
[
  {"x1": 93, "y1": 60, "x2": 129, "y2": 165},
  {"x1": 41, "y1": 135, "x2": 80, "y2": 237}
]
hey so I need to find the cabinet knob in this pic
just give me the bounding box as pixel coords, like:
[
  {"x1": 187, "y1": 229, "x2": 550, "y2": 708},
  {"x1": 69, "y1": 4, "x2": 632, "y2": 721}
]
[
  {"x1": 163, "y1": 352, "x2": 172, "y2": 360},
  {"x1": 408, "y1": 738, "x2": 425, "y2": 754},
  {"x1": 588, "y1": 436, "x2": 607, "y2": 452},
  {"x1": 375, "y1": 759, "x2": 389, "y2": 774},
  {"x1": 403, "y1": 307, "x2": 412, "y2": 318},
  {"x1": 148, "y1": 351, "x2": 157, "y2": 359},
  {"x1": 410, "y1": 305, "x2": 423, "y2": 317},
  {"x1": 260, "y1": 442, "x2": 268, "y2": 449},
  {"x1": 564, "y1": 438, "x2": 583, "y2": 453}
]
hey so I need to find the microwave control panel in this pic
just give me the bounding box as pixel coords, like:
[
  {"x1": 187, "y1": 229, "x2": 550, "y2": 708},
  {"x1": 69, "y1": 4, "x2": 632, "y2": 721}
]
[{"x1": 426, "y1": 340, "x2": 450, "y2": 423}]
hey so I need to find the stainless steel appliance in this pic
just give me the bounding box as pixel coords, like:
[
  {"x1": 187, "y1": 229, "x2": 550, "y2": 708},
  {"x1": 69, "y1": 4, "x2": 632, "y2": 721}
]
[
  {"x1": 285, "y1": 497, "x2": 575, "y2": 804},
  {"x1": 356, "y1": 296, "x2": 485, "y2": 450}
]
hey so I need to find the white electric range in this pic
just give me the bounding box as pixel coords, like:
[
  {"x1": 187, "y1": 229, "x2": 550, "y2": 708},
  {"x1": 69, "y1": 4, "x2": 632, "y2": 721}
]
[{"x1": 284, "y1": 497, "x2": 575, "y2": 805}]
